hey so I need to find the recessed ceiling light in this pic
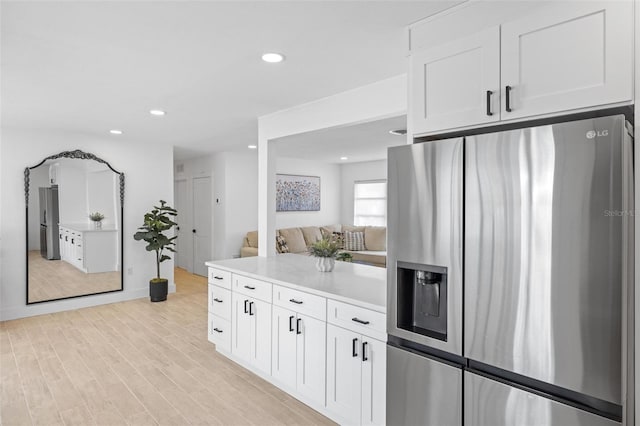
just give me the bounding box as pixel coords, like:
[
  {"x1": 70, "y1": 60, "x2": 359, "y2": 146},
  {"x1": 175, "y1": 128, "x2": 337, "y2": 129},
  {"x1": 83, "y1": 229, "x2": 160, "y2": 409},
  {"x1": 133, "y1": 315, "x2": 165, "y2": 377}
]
[
  {"x1": 149, "y1": 109, "x2": 166, "y2": 116},
  {"x1": 262, "y1": 53, "x2": 285, "y2": 63},
  {"x1": 248, "y1": 145, "x2": 257, "y2": 149},
  {"x1": 340, "y1": 156, "x2": 348, "y2": 161},
  {"x1": 109, "y1": 129, "x2": 123, "y2": 135},
  {"x1": 389, "y1": 129, "x2": 407, "y2": 136}
]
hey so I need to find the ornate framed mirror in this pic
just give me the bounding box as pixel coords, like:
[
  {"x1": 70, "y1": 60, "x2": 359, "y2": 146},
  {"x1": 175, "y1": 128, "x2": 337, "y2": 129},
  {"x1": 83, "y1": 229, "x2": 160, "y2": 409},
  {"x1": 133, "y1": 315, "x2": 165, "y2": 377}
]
[{"x1": 25, "y1": 150, "x2": 124, "y2": 304}]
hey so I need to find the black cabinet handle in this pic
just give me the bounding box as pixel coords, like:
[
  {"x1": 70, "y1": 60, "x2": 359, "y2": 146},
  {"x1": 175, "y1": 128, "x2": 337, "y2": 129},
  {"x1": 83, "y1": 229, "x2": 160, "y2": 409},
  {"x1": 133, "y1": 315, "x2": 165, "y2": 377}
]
[
  {"x1": 352, "y1": 338, "x2": 358, "y2": 357},
  {"x1": 296, "y1": 318, "x2": 302, "y2": 334},
  {"x1": 213, "y1": 298, "x2": 223, "y2": 303},
  {"x1": 352, "y1": 317, "x2": 370, "y2": 325},
  {"x1": 362, "y1": 341, "x2": 369, "y2": 362},
  {"x1": 214, "y1": 276, "x2": 223, "y2": 280},
  {"x1": 213, "y1": 328, "x2": 223, "y2": 333},
  {"x1": 289, "y1": 298, "x2": 303, "y2": 304},
  {"x1": 244, "y1": 299, "x2": 248, "y2": 314},
  {"x1": 244, "y1": 285, "x2": 256, "y2": 290},
  {"x1": 71, "y1": 238, "x2": 74, "y2": 245},
  {"x1": 249, "y1": 301, "x2": 254, "y2": 316},
  {"x1": 505, "y1": 85, "x2": 512, "y2": 112},
  {"x1": 289, "y1": 315, "x2": 295, "y2": 332},
  {"x1": 192, "y1": 229, "x2": 196, "y2": 233},
  {"x1": 486, "y1": 90, "x2": 493, "y2": 116}
]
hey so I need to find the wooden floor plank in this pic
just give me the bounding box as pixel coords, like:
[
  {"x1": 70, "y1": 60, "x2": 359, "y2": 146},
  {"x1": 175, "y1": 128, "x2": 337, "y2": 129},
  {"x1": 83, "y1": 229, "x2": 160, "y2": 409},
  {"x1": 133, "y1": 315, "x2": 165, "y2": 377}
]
[{"x1": 1, "y1": 267, "x2": 335, "y2": 425}]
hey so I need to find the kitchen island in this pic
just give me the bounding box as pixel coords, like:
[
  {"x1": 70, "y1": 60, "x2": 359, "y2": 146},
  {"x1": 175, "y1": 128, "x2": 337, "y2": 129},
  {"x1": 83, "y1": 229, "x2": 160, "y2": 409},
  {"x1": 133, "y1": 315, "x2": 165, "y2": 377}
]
[{"x1": 205, "y1": 253, "x2": 387, "y2": 426}]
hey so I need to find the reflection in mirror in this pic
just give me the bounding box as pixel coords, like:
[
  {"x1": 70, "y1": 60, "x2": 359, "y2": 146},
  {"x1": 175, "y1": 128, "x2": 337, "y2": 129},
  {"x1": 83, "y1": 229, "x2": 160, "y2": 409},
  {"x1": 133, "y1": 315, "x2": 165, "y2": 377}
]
[{"x1": 25, "y1": 150, "x2": 124, "y2": 304}]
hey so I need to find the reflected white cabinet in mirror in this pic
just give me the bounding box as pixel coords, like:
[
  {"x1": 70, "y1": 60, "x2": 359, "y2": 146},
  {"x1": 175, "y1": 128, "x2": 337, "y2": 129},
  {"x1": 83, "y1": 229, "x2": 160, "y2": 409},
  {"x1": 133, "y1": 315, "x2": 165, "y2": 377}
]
[{"x1": 24, "y1": 149, "x2": 124, "y2": 304}]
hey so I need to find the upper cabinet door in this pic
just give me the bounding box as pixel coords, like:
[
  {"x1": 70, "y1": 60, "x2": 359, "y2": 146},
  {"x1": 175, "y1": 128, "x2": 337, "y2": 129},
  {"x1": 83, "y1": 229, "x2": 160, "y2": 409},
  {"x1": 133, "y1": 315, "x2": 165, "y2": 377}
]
[
  {"x1": 410, "y1": 26, "x2": 500, "y2": 135},
  {"x1": 501, "y1": 1, "x2": 633, "y2": 119}
]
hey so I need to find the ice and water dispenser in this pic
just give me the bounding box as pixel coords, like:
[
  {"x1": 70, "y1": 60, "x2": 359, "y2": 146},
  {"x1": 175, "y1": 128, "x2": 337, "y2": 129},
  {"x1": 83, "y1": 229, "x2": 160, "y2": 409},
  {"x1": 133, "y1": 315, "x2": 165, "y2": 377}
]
[{"x1": 396, "y1": 261, "x2": 448, "y2": 341}]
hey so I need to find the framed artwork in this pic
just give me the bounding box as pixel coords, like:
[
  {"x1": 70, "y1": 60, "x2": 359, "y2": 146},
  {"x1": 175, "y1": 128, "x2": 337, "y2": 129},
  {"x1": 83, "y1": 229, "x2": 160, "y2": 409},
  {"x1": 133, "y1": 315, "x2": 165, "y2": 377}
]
[{"x1": 276, "y1": 174, "x2": 321, "y2": 212}]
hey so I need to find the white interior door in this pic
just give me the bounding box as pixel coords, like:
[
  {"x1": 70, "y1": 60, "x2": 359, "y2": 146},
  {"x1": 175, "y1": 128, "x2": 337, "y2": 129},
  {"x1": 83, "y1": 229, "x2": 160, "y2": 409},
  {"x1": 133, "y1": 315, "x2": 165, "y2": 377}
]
[
  {"x1": 174, "y1": 179, "x2": 191, "y2": 271},
  {"x1": 192, "y1": 176, "x2": 211, "y2": 276}
]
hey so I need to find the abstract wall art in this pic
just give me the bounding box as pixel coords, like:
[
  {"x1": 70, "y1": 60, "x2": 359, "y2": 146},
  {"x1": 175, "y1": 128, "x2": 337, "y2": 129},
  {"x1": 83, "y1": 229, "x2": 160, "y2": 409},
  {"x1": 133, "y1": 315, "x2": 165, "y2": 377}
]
[{"x1": 276, "y1": 174, "x2": 321, "y2": 212}]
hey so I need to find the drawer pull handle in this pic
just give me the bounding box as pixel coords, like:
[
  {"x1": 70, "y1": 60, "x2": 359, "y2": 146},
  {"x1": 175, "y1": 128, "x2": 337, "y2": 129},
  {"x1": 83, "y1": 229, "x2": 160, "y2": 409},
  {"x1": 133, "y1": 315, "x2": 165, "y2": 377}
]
[
  {"x1": 213, "y1": 276, "x2": 224, "y2": 280},
  {"x1": 352, "y1": 317, "x2": 370, "y2": 325},
  {"x1": 296, "y1": 318, "x2": 302, "y2": 335},
  {"x1": 352, "y1": 338, "x2": 358, "y2": 357},
  {"x1": 213, "y1": 298, "x2": 223, "y2": 303},
  {"x1": 362, "y1": 341, "x2": 368, "y2": 362},
  {"x1": 249, "y1": 301, "x2": 254, "y2": 316},
  {"x1": 244, "y1": 285, "x2": 256, "y2": 290},
  {"x1": 289, "y1": 298, "x2": 303, "y2": 304},
  {"x1": 213, "y1": 328, "x2": 223, "y2": 333},
  {"x1": 289, "y1": 315, "x2": 295, "y2": 332}
]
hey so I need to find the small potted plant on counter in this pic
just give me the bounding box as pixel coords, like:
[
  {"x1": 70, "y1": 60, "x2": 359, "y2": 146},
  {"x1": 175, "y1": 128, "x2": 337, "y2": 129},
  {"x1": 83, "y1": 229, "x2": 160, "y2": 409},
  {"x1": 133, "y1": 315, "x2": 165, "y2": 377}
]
[
  {"x1": 308, "y1": 237, "x2": 341, "y2": 272},
  {"x1": 133, "y1": 200, "x2": 178, "y2": 302},
  {"x1": 89, "y1": 211, "x2": 105, "y2": 229}
]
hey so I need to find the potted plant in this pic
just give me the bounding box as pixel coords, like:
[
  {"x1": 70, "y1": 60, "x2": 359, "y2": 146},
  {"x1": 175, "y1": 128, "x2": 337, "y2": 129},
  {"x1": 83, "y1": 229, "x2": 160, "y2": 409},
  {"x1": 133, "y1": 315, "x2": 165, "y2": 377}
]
[
  {"x1": 89, "y1": 211, "x2": 104, "y2": 229},
  {"x1": 308, "y1": 237, "x2": 341, "y2": 272},
  {"x1": 133, "y1": 200, "x2": 178, "y2": 302}
]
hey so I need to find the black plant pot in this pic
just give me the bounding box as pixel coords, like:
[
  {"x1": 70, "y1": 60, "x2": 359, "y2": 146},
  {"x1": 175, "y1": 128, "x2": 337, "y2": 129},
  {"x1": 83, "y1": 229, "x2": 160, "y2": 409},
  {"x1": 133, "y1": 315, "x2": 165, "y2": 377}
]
[{"x1": 149, "y1": 279, "x2": 168, "y2": 302}]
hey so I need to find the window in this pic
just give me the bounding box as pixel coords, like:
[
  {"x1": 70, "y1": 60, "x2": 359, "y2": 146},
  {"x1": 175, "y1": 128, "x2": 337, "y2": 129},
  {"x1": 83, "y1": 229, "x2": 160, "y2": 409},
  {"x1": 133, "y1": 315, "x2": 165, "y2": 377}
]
[{"x1": 353, "y1": 180, "x2": 387, "y2": 226}]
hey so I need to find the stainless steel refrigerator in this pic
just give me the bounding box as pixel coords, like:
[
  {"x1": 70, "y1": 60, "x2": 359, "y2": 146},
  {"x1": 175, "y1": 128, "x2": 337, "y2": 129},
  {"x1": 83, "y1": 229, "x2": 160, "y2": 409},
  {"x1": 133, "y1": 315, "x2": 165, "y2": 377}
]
[
  {"x1": 39, "y1": 186, "x2": 60, "y2": 260},
  {"x1": 386, "y1": 114, "x2": 634, "y2": 426}
]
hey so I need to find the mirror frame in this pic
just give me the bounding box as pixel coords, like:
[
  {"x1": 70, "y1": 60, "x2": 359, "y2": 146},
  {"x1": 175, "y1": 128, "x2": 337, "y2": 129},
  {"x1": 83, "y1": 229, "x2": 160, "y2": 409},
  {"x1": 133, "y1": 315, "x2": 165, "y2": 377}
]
[{"x1": 24, "y1": 149, "x2": 125, "y2": 305}]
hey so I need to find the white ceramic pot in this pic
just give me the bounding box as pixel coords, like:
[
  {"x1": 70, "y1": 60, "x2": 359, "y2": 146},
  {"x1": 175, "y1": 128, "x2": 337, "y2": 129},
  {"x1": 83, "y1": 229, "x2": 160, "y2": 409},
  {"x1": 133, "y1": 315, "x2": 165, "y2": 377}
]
[
  {"x1": 93, "y1": 220, "x2": 102, "y2": 230},
  {"x1": 315, "y1": 257, "x2": 335, "y2": 272}
]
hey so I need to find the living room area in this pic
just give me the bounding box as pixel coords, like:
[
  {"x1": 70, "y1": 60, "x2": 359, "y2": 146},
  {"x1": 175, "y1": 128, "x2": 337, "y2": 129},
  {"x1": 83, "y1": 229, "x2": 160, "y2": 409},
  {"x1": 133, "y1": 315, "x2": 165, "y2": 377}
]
[{"x1": 173, "y1": 112, "x2": 407, "y2": 272}]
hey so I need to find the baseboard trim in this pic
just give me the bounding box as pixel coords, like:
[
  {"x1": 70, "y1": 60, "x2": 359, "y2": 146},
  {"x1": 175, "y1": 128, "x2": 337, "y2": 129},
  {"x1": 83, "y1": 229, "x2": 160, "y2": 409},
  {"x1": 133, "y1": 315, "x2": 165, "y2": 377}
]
[{"x1": 0, "y1": 283, "x2": 177, "y2": 321}]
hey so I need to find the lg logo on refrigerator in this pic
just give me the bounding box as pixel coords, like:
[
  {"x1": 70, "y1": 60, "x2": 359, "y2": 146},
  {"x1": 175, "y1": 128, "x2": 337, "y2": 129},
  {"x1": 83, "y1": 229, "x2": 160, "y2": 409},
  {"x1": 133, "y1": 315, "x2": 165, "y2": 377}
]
[{"x1": 586, "y1": 130, "x2": 609, "y2": 139}]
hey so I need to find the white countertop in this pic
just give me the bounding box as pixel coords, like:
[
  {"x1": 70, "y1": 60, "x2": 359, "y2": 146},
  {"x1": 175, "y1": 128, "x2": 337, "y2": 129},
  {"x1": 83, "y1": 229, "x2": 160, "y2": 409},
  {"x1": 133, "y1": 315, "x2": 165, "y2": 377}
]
[
  {"x1": 206, "y1": 254, "x2": 387, "y2": 313},
  {"x1": 58, "y1": 223, "x2": 118, "y2": 233}
]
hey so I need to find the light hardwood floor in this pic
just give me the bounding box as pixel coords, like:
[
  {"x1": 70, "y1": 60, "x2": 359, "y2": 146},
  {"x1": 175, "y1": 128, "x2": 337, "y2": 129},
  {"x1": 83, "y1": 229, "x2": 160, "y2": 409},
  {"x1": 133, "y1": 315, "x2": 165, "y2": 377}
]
[{"x1": 1, "y1": 268, "x2": 335, "y2": 426}]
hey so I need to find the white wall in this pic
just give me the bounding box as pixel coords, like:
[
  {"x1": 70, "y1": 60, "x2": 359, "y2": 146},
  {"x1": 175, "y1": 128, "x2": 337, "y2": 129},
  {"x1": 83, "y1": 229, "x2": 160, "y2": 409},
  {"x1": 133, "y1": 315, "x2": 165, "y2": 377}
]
[
  {"x1": 275, "y1": 157, "x2": 341, "y2": 230},
  {"x1": 258, "y1": 74, "x2": 408, "y2": 256},
  {"x1": 175, "y1": 149, "x2": 258, "y2": 262},
  {"x1": 1, "y1": 128, "x2": 174, "y2": 320},
  {"x1": 339, "y1": 160, "x2": 387, "y2": 225}
]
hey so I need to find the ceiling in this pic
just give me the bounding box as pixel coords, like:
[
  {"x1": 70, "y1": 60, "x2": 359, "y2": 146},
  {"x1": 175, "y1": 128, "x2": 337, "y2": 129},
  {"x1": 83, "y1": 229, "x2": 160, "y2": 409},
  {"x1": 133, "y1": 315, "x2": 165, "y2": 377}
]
[
  {"x1": 274, "y1": 114, "x2": 407, "y2": 164},
  {"x1": 1, "y1": 1, "x2": 463, "y2": 160}
]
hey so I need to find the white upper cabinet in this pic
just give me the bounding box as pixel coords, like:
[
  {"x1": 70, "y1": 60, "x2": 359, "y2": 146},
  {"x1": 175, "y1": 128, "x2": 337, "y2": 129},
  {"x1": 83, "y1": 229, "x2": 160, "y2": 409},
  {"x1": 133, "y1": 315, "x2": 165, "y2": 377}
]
[
  {"x1": 411, "y1": 26, "x2": 500, "y2": 135},
  {"x1": 410, "y1": 1, "x2": 633, "y2": 135},
  {"x1": 501, "y1": 1, "x2": 633, "y2": 119}
]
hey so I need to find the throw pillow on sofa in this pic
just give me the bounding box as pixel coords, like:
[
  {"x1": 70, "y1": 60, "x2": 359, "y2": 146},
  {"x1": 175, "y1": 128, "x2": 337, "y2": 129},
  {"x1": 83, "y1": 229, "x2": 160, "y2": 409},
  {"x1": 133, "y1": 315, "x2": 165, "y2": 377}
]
[
  {"x1": 364, "y1": 226, "x2": 386, "y2": 251},
  {"x1": 344, "y1": 231, "x2": 365, "y2": 251},
  {"x1": 278, "y1": 227, "x2": 307, "y2": 253},
  {"x1": 276, "y1": 235, "x2": 289, "y2": 253}
]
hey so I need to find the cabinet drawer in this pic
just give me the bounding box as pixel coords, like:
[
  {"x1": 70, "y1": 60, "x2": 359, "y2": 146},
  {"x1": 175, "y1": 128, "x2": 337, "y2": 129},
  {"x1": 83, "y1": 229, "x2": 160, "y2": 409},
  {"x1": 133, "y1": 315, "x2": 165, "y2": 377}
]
[
  {"x1": 208, "y1": 267, "x2": 232, "y2": 289},
  {"x1": 208, "y1": 313, "x2": 231, "y2": 352},
  {"x1": 273, "y1": 285, "x2": 326, "y2": 321},
  {"x1": 233, "y1": 274, "x2": 272, "y2": 303},
  {"x1": 327, "y1": 300, "x2": 386, "y2": 342},
  {"x1": 209, "y1": 285, "x2": 231, "y2": 321}
]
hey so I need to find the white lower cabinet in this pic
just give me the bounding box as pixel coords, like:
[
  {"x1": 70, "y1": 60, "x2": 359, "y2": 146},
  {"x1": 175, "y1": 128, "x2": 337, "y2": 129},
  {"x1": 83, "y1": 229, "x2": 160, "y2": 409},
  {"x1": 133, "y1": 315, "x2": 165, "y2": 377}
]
[
  {"x1": 272, "y1": 305, "x2": 326, "y2": 406},
  {"x1": 208, "y1": 266, "x2": 386, "y2": 426},
  {"x1": 326, "y1": 324, "x2": 386, "y2": 426},
  {"x1": 231, "y1": 292, "x2": 271, "y2": 375}
]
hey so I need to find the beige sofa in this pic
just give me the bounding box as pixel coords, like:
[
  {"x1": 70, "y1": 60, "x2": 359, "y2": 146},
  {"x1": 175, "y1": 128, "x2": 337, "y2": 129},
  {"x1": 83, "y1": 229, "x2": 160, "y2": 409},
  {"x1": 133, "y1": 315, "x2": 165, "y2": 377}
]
[{"x1": 240, "y1": 225, "x2": 386, "y2": 267}]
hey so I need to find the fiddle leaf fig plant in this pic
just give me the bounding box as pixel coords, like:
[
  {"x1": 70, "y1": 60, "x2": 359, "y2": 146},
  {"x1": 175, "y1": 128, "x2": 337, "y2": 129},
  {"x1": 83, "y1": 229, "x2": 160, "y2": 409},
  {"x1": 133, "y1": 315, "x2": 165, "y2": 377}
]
[{"x1": 133, "y1": 200, "x2": 178, "y2": 281}]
